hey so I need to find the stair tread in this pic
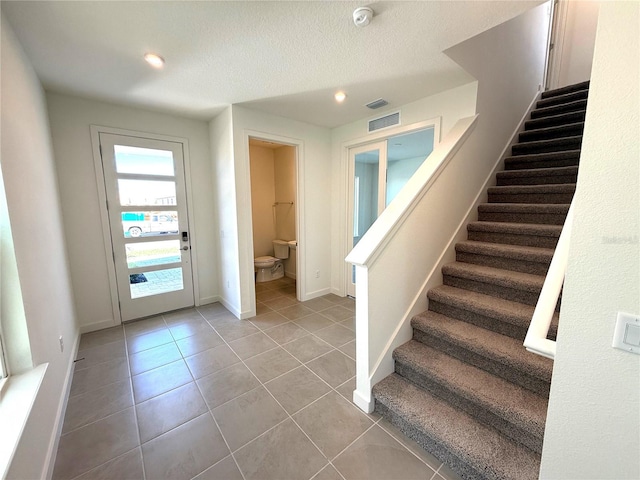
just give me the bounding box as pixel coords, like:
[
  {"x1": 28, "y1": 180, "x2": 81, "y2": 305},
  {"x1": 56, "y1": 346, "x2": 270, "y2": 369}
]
[
  {"x1": 478, "y1": 203, "x2": 570, "y2": 214},
  {"x1": 488, "y1": 183, "x2": 575, "y2": 194},
  {"x1": 519, "y1": 121, "x2": 585, "y2": 139},
  {"x1": 468, "y1": 221, "x2": 562, "y2": 237},
  {"x1": 456, "y1": 240, "x2": 554, "y2": 262},
  {"x1": 442, "y1": 262, "x2": 544, "y2": 292},
  {"x1": 428, "y1": 285, "x2": 559, "y2": 332},
  {"x1": 411, "y1": 311, "x2": 553, "y2": 382},
  {"x1": 497, "y1": 166, "x2": 578, "y2": 178},
  {"x1": 541, "y1": 81, "x2": 589, "y2": 99},
  {"x1": 394, "y1": 341, "x2": 547, "y2": 438},
  {"x1": 525, "y1": 110, "x2": 586, "y2": 130},
  {"x1": 512, "y1": 135, "x2": 583, "y2": 150},
  {"x1": 530, "y1": 99, "x2": 588, "y2": 119},
  {"x1": 374, "y1": 374, "x2": 541, "y2": 480},
  {"x1": 504, "y1": 149, "x2": 581, "y2": 165},
  {"x1": 537, "y1": 90, "x2": 588, "y2": 108}
]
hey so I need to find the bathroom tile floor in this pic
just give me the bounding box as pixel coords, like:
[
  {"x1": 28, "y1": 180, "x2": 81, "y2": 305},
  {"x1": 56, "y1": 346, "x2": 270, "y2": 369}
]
[{"x1": 53, "y1": 277, "x2": 462, "y2": 480}]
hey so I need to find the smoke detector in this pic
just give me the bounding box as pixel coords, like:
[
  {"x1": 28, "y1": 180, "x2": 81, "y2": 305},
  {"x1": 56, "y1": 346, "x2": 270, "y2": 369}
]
[{"x1": 353, "y1": 7, "x2": 374, "y2": 27}]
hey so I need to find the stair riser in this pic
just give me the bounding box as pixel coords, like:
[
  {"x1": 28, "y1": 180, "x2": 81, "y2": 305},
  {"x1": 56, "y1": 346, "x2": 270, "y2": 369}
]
[
  {"x1": 505, "y1": 156, "x2": 580, "y2": 171},
  {"x1": 488, "y1": 192, "x2": 575, "y2": 204},
  {"x1": 525, "y1": 111, "x2": 586, "y2": 130},
  {"x1": 394, "y1": 361, "x2": 543, "y2": 454},
  {"x1": 456, "y1": 251, "x2": 551, "y2": 276},
  {"x1": 477, "y1": 211, "x2": 568, "y2": 225},
  {"x1": 467, "y1": 230, "x2": 560, "y2": 249},
  {"x1": 536, "y1": 90, "x2": 588, "y2": 108},
  {"x1": 496, "y1": 173, "x2": 578, "y2": 186},
  {"x1": 530, "y1": 100, "x2": 587, "y2": 119},
  {"x1": 413, "y1": 329, "x2": 551, "y2": 398},
  {"x1": 518, "y1": 124, "x2": 584, "y2": 143},
  {"x1": 512, "y1": 138, "x2": 582, "y2": 156},
  {"x1": 540, "y1": 81, "x2": 589, "y2": 99}
]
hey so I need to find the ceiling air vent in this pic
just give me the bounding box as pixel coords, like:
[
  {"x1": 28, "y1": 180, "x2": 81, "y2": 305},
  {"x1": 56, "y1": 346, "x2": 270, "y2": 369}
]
[
  {"x1": 365, "y1": 98, "x2": 388, "y2": 110},
  {"x1": 368, "y1": 111, "x2": 400, "y2": 133}
]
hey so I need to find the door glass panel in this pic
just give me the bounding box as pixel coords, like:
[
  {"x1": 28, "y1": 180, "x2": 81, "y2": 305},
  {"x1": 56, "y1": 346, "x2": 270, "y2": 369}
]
[
  {"x1": 122, "y1": 211, "x2": 179, "y2": 238},
  {"x1": 114, "y1": 145, "x2": 175, "y2": 176},
  {"x1": 130, "y1": 267, "x2": 184, "y2": 299},
  {"x1": 353, "y1": 150, "x2": 379, "y2": 247},
  {"x1": 125, "y1": 240, "x2": 181, "y2": 268},
  {"x1": 386, "y1": 128, "x2": 435, "y2": 206},
  {"x1": 118, "y1": 179, "x2": 177, "y2": 206}
]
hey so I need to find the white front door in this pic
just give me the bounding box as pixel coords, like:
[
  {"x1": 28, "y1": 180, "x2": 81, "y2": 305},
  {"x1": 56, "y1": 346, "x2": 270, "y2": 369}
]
[{"x1": 99, "y1": 133, "x2": 194, "y2": 321}]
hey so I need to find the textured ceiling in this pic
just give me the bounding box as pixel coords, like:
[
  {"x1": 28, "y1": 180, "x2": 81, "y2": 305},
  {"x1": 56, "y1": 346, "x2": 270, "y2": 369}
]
[{"x1": 1, "y1": 1, "x2": 543, "y2": 128}]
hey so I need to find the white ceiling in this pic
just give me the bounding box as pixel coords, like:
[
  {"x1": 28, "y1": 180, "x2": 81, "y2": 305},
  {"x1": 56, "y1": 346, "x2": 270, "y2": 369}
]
[{"x1": 1, "y1": 1, "x2": 543, "y2": 128}]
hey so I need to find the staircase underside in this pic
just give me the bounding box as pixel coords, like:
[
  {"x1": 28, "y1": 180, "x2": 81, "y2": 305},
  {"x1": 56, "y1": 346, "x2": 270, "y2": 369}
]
[{"x1": 372, "y1": 80, "x2": 589, "y2": 480}]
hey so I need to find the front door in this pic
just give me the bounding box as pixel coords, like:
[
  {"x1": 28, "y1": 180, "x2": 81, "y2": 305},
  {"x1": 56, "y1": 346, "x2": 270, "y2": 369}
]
[{"x1": 99, "y1": 133, "x2": 194, "y2": 321}]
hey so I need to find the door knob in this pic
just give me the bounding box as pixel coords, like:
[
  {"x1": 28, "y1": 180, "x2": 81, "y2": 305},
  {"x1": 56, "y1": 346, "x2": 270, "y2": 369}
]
[{"x1": 182, "y1": 246, "x2": 189, "y2": 251}]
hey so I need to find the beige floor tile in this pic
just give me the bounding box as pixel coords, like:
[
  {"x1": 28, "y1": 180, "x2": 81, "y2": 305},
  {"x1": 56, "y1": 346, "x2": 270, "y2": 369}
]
[
  {"x1": 279, "y1": 304, "x2": 314, "y2": 321},
  {"x1": 313, "y1": 324, "x2": 355, "y2": 348},
  {"x1": 264, "y1": 322, "x2": 308, "y2": 345},
  {"x1": 53, "y1": 408, "x2": 139, "y2": 480},
  {"x1": 74, "y1": 340, "x2": 126, "y2": 372},
  {"x1": 332, "y1": 425, "x2": 436, "y2": 480},
  {"x1": 78, "y1": 327, "x2": 125, "y2": 352},
  {"x1": 193, "y1": 455, "x2": 244, "y2": 480},
  {"x1": 63, "y1": 379, "x2": 133, "y2": 434},
  {"x1": 175, "y1": 329, "x2": 224, "y2": 357},
  {"x1": 282, "y1": 335, "x2": 333, "y2": 363},
  {"x1": 126, "y1": 329, "x2": 174, "y2": 354},
  {"x1": 228, "y1": 332, "x2": 278, "y2": 360},
  {"x1": 196, "y1": 302, "x2": 230, "y2": 319},
  {"x1": 301, "y1": 297, "x2": 335, "y2": 312},
  {"x1": 294, "y1": 391, "x2": 373, "y2": 460},
  {"x1": 265, "y1": 366, "x2": 331, "y2": 414},
  {"x1": 129, "y1": 342, "x2": 182, "y2": 376},
  {"x1": 377, "y1": 418, "x2": 443, "y2": 472},
  {"x1": 244, "y1": 348, "x2": 301, "y2": 383},
  {"x1": 249, "y1": 310, "x2": 290, "y2": 330},
  {"x1": 214, "y1": 320, "x2": 260, "y2": 342},
  {"x1": 335, "y1": 377, "x2": 356, "y2": 402},
  {"x1": 340, "y1": 317, "x2": 356, "y2": 331},
  {"x1": 167, "y1": 318, "x2": 215, "y2": 340},
  {"x1": 312, "y1": 464, "x2": 344, "y2": 480},
  {"x1": 163, "y1": 308, "x2": 203, "y2": 325},
  {"x1": 338, "y1": 340, "x2": 356, "y2": 360},
  {"x1": 197, "y1": 363, "x2": 261, "y2": 409},
  {"x1": 212, "y1": 386, "x2": 288, "y2": 451},
  {"x1": 74, "y1": 448, "x2": 144, "y2": 480},
  {"x1": 437, "y1": 463, "x2": 464, "y2": 480},
  {"x1": 294, "y1": 313, "x2": 335, "y2": 332},
  {"x1": 136, "y1": 382, "x2": 208, "y2": 443},
  {"x1": 124, "y1": 316, "x2": 167, "y2": 338},
  {"x1": 132, "y1": 360, "x2": 193, "y2": 403},
  {"x1": 70, "y1": 357, "x2": 130, "y2": 397},
  {"x1": 142, "y1": 413, "x2": 228, "y2": 480},
  {"x1": 205, "y1": 311, "x2": 239, "y2": 326},
  {"x1": 256, "y1": 289, "x2": 284, "y2": 302},
  {"x1": 307, "y1": 350, "x2": 356, "y2": 387},
  {"x1": 185, "y1": 344, "x2": 240, "y2": 379},
  {"x1": 234, "y1": 419, "x2": 327, "y2": 480},
  {"x1": 262, "y1": 295, "x2": 298, "y2": 310},
  {"x1": 321, "y1": 306, "x2": 354, "y2": 322}
]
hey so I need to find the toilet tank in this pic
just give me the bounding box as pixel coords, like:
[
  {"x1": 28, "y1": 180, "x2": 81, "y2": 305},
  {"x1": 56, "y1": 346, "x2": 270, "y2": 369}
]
[{"x1": 273, "y1": 240, "x2": 290, "y2": 259}]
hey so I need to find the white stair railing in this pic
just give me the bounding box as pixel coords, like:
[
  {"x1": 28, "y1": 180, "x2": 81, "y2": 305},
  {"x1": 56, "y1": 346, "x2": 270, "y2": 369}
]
[{"x1": 524, "y1": 201, "x2": 575, "y2": 360}]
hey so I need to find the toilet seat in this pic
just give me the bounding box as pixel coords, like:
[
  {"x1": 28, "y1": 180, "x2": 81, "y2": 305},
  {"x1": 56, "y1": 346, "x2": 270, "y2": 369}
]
[{"x1": 254, "y1": 256, "x2": 277, "y2": 268}]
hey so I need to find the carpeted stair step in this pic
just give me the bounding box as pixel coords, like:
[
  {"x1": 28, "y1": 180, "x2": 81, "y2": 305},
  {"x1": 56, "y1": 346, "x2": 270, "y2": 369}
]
[
  {"x1": 496, "y1": 166, "x2": 578, "y2": 186},
  {"x1": 427, "y1": 285, "x2": 558, "y2": 341},
  {"x1": 524, "y1": 110, "x2": 586, "y2": 131},
  {"x1": 456, "y1": 240, "x2": 553, "y2": 277},
  {"x1": 488, "y1": 184, "x2": 575, "y2": 204},
  {"x1": 530, "y1": 99, "x2": 588, "y2": 119},
  {"x1": 511, "y1": 136, "x2": 582, "y2": 156},
  {"x1": 467, "y1": 221, "x2": 561, "y2": 249},
  {"x1": 536, "y1": 89, "x2": 588, "y2": 109},
  {"x1": 393, "y1": 341, "x2": 547, "y2": 454},
  {"x1": 373, "y1": 374, "x2": 541, "y2": 480},
  {"x1": 411, "y1": 311, "x2": 553, "y2": 396},
  {"x1": 540, "y1": 80, "x2": 590, "y2": 99},
  {"x1": 477, "y1": 203, "x2": 570, "y2": 225},
  {"x1": 442, "y1": 262, "x2": 549, "y2": 308},
  {"x1": 518, "y1": 122, "x2": 584, "y2": 143},
  {"x1": 504, "y1": 150, "x2": 581, "y2": 170}
]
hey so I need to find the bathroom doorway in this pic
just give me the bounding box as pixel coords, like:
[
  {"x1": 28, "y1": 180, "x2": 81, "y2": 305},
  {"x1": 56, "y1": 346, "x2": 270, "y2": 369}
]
[{"x1": 248, "y1": 137, "x2": 299, "y2": 310}]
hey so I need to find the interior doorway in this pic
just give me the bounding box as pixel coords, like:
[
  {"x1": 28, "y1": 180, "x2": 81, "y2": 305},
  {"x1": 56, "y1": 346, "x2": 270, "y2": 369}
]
[{"x1": 248, "y1": 137, "x2": 299, "y2": 308}]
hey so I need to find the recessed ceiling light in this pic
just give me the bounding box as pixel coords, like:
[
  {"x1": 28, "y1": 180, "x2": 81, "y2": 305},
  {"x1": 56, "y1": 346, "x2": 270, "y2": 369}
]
[
  {"x1": 334, "y1": 91, "x2": 347, "y2": 103},
  {"x1": 144, "y1": 53, "x2": 165, "y2": 68}
]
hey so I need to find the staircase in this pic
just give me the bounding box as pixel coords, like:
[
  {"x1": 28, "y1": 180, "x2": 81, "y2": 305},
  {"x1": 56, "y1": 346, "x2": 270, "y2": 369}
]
[{"x1": 372, "y1": 80, "x2": 589, "y2": 480}]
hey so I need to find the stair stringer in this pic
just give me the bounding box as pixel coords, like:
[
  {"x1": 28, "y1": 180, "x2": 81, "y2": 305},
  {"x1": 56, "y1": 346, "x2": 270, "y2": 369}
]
[{"x1": 351, "y1": 92, "x2": 542, "y2": 413}]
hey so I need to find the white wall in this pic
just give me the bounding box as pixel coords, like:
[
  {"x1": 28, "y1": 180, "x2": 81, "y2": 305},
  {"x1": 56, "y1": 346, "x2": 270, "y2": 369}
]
[
  {"x1": 46, "y1": 93, "x2": 218, "y2": 331},
  {"x1": 540, "y1": 2, "x2": 640, "y2": 478},
  {"x1": 1, "y1": 15, "x2": 79, "y2": 479},
  {"x1": 249, "y1": 145, "x2": 277, "y2": 257},
  {"x1": 330, "y1": 82, "x2": 478, "y2": 295}
]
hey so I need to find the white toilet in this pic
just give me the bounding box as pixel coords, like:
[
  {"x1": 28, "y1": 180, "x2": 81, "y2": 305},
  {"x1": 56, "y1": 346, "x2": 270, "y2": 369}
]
[{"x1": 254, "y1": 240, "x2": 289, "y2": 283}]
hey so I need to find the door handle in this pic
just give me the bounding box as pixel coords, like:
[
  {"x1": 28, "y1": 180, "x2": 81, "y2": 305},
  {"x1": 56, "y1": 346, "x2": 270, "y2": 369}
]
[{"x1": 181, "y1": 246, "x2": 189, "y2": 251}]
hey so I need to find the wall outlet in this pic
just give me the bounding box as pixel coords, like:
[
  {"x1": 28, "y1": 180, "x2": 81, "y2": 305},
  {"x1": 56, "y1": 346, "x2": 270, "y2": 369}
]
[
  {"x1": 315, "y1": 270, "x2": 320, "y2": 278},
  {"x1": 59, "y1": 335, "x2": 64, "y2": 353}
]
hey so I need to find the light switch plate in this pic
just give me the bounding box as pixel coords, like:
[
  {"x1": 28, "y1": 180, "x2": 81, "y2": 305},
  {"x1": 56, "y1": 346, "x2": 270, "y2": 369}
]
[{"x1": 612, "y1": 311, "x2": 640, "y2": 355}]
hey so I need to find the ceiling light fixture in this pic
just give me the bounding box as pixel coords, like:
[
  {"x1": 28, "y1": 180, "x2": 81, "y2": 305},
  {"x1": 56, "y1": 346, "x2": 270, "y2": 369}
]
[
  {"x1": 353, "y1": 7, "x2": 374, "y2": 27},
  {"x1": 144, "y1": 53, "x2": 165, "y2": 68},
  {"x1": 334, "y1": 91, "x2": 347, "y2": 103}
]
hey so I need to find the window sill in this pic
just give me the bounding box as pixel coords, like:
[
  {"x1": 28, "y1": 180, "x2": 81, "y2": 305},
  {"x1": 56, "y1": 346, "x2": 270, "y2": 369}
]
[{"x1": 0, "y1": 364, "x2": 48, "y2": 478}]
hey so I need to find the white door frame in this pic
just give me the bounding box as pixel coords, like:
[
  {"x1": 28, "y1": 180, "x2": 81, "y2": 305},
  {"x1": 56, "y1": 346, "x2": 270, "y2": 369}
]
[
  {"x1": 342, "y1": 118, "x2": 441, "y2": 297},
  {"x1": 243, "y1": 130, "x2": 304, "y2": 313},
  {"x1": 90, "y1": 125, "x2": 200, "y2": 325}
]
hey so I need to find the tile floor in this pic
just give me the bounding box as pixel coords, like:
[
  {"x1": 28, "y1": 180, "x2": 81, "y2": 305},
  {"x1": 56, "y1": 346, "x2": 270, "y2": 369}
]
[{"x1": 54, "y1": 277, "x2": 462, "y2": 480}]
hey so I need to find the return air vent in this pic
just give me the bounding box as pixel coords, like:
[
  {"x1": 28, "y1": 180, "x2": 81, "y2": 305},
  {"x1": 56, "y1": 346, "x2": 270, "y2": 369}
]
[
  {"x1": 365, "y1": 98, "x2": 388, "y2": 109},
  {"x1": 368, "y1": 111, "x2": 400, "y2": 133}
]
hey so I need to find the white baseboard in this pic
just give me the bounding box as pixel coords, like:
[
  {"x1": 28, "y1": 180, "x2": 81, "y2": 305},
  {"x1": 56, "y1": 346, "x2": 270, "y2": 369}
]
[
  {"x1": 79, "y1": 318, "x2": 118, "y2": 334},
  {"x1": 198, "y1": 295, "x2": 220, "y2": 306},
  {"x1": 285, "y1": 272, "x2": 296, "y2": 280},
  {"x1": 353, "y1": 389, "x2": 374, "y2": 414},
  {"x1": 300, "y1": 287, "x2": 331, "y2": 302}
]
